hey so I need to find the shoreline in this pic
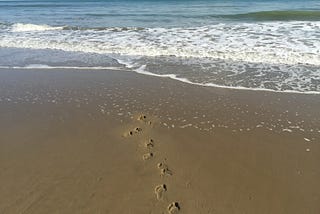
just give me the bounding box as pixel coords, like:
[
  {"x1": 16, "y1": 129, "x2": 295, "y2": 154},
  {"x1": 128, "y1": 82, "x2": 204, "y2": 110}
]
[
  {"x1": 1, "y1": 66, "x2": 320, "y2": 95},
  {"x1": 0, "y1": 68, "x2": 319, "y2": 213}
]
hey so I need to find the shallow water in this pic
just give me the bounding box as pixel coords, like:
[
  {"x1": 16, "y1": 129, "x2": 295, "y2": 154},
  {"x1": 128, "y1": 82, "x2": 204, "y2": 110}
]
[{"x1": 0, "y1": 0, "x2": 319, "y2": 93}]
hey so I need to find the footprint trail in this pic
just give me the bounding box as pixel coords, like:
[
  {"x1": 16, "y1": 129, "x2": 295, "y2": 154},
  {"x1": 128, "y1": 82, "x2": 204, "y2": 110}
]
[{"x1": 123, "y1": 113, "x2": 180, "y2": 213}]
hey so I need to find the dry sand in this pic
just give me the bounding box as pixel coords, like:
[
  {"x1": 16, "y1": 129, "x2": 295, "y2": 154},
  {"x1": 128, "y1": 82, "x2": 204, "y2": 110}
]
[{"x1": 0, "y1": 69, "x2": 319, "y2": 214}]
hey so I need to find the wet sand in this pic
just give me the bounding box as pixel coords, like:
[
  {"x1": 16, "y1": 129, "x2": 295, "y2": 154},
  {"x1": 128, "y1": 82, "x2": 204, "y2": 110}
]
[{"x1": 0, "y1": 69, "x2": 319, "y2": 214}]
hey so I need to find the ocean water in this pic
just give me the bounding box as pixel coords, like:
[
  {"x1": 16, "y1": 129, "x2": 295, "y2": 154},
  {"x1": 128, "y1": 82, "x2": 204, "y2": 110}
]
[{"x1": 0, "y1": 0, "x2": 320, "y2": 93}]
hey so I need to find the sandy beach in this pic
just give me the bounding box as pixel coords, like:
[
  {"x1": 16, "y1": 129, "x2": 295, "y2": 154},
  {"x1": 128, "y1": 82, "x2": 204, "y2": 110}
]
[{"x1": 0, "y1": 68, "x2": 319, "y2": 213}]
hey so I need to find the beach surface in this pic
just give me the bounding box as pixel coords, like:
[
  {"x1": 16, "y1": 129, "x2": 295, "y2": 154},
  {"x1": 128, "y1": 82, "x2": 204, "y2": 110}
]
[{"x1": 0, "y1": 69, "x2": 319, "y2": 214}]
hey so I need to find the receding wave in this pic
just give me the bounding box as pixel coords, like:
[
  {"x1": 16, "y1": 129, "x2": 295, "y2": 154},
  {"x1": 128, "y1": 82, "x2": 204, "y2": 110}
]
[
  {"x1": 220, "y1": 10, "x2": 320, "y2": 21},
  {"x1": 1, "y1": 20, "x2": 320, "y2": 93}
]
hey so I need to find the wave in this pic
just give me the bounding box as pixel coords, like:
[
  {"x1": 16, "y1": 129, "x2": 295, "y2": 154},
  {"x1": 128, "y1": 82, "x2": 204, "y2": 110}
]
[
  {"x1": 11, "y1": 23, "x2": 64, "y2": 32},
  {"x1": 62, "y1": 26, "x2": 145, "y2": 32},
  {"x1": 2, "y1": 22, "x2": 320, "y2": 66},
  {"x1": 132, "y1": 65, "x2": 320, "y2": 95},
  {"x1": 220, "y1": 10, "x2": 320, "y2": 21},
  {"x1": 0, "y1": 22, "x2": 10, "y2": 27},
  {"x1": 70, "y1": 10, "x2": 320, "y2": 22},
  {"x1": 0, "y1": 4, "x2": 72, "y2": 8},
  {"x1": 8, "y1": 22, "x2": 145, "y2": 32},
  {"x1": 85, "y1": 10, "x2": 320, "y2": 22},
  {"x1": 1, "y1": 63, "x2": 319, "y2": 95}
]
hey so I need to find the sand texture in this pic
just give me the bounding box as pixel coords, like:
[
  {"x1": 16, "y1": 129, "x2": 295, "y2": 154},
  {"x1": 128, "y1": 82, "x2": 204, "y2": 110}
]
[{"x1": 0, "y1": 69, "x2": 319, "y2": 214}]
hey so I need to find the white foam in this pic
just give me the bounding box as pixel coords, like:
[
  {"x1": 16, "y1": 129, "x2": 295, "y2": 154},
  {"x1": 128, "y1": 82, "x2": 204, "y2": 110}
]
[
  {"x1": 1, "y1": 63, "x2": 319, "y2": 94},
  {"x1": 25, "y1": 64, "x2": 52, "y2": 68},
  {"x1": 1, "y1": 21, "x2": 320, "y2": 94},
  {"x1": 1, "y1": 22, "x2": 320, "y2": 66},
  {"x1": 11, "y1": 23, "x2": 63, "y2": 32},
  {"x1": 132, "y1": 64, "x2": 320, "y2": 95}
]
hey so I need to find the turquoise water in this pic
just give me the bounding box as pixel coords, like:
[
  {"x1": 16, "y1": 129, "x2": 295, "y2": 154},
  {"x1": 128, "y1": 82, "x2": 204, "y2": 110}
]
[{"x1": 0, "y1": 0, "x2": 320, "y2": 93}]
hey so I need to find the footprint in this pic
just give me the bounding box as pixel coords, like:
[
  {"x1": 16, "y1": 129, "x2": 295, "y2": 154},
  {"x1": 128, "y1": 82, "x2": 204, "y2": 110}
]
[
  {"x1": 143, "y1": 152, "x2": 153, "y2": 160},
  {"x1": 138, "y1": 115, "x2": 147, "y2": 121},
  {"x1": 123, "y1": 130, "x2": 134, "y2": 137},
  {"x1": 138, "y1": 114, "x2": 153, "y2": 125},
  {"x1": 154, "y1": 184, "x2": 167, "y2": 200},
  {"x1": 135, "y1": 127, "x2": 142, "y2": 133},
  {"x1": 145, "y1": 139, "x2": 154, "y2": 149},
  {"x1": 124, "y1": 127, "x2": 142, "y2": 137},
  {"x1": 158, "y1": 162, "x2": 172, "y2": 176},
  {"x1": 167, "y1": 202, "x2": 180, "y2": 214}
]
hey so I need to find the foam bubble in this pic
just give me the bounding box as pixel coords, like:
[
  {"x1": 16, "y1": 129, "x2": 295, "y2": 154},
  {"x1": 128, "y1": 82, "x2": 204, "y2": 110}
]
[{"x1": 11, "y1": 23, "x2": 63, "y2": 32}]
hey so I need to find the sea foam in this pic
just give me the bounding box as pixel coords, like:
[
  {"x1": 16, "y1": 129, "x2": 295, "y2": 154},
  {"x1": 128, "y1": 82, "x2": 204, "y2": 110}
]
[
  {"x1": 2, "y1": 22, "x2": 320, "y2": 66},
  {"x1": 1, "y1": 21, "x2": 320, "y2": 93},
  {"x1": 11, "y1": 23, "x2": 63, "y2": 32}
]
